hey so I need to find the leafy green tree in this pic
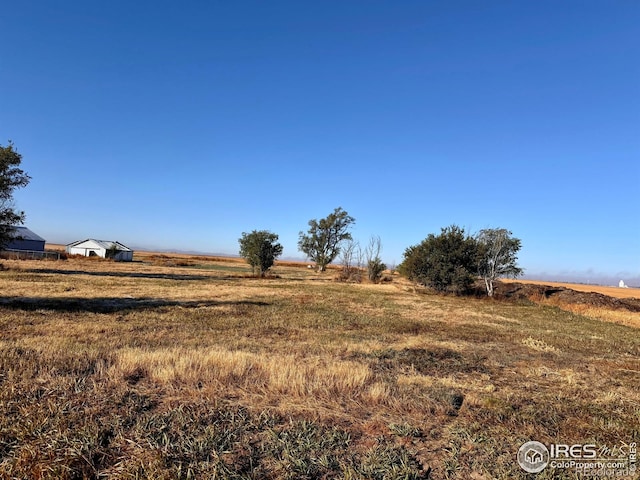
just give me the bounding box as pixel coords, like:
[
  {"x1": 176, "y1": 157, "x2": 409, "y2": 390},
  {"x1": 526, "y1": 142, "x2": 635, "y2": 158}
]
[
  {"x1": 298, "y1": 207, "x2": 355, "y2": 272},
  {"x1": 399, "y1": 225, "x2": 478, "y2": 294},
  {"x1": 0, "y1": 142, "x2": 31, "y2": 249},
  {"x1": 476, "y1": 228, "x2": 523, "y2": 296},
  {"x1": 238, "y1": 230, "x2": 283, "y2": 277}
]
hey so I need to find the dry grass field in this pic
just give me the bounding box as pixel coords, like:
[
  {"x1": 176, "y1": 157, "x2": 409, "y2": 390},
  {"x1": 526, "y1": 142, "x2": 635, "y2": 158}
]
[{"x1": 0, "y1": 252, "x2": 638, "y2": 479}]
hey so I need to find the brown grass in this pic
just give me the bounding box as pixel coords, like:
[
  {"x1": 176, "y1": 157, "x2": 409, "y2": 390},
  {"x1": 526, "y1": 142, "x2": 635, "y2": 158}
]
[
  {"x1": 499, "y1": 278, "x2": 640, "y2": 328},
  {"x1": 1, "y1": 254, "x2": 638, "y2": 479},
  {"x1": 540, "y1": 298, "x2": 640, "y2": 329}
]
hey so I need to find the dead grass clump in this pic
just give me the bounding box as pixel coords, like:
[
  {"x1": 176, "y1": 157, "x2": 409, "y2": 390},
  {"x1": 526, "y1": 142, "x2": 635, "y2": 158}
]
[
  {"x1": 112, "y1": 347, "x2": 261, "y2": 388},
  {"x1": 521, "y1": 336, "x2": 559, "y2": 353},
  {"x1": 111, "y1": 347, "x2": 375, "y2": 402},
  {"x1": 364, "y1": 381, "x2": 393, "y2": 405},
  {"x1": 266, "y1": 356, "x2": 373, "y2": 398},
  {"x1": 336, "y1": 266, "x2": 364, "y2": 283}
]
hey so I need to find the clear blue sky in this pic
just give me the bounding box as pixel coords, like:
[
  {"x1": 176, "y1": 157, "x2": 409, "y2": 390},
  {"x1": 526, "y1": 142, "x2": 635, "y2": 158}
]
[{"x1": 1, "y1": 1, "x2": 638, "y2": 284}]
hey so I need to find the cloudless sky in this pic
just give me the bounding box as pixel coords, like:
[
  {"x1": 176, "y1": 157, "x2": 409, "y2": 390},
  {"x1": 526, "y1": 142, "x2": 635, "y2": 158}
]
[{"x1": 1, "y1": 1, "x2": 638, "y2": 284}]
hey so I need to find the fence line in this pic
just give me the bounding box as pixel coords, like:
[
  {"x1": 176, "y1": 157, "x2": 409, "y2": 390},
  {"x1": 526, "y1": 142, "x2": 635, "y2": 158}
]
[{"x1": 0, "y1": 249, "x2": 61, "y2": 260}]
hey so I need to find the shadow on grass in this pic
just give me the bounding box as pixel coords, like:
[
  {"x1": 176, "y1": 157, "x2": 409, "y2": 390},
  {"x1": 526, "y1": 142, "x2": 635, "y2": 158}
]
[
  {"x1": 24, "y1": 268, "x2": 217, "y2": 281},
  {"x1": 23, "y1": 267, "x2": 321, "y2": 283},
  {"x1": 354, "y1": 347, "x2": 489, "y2": 376},
  {"x1": 0, "y1": 297, "x2": 270, "y2": 313}
]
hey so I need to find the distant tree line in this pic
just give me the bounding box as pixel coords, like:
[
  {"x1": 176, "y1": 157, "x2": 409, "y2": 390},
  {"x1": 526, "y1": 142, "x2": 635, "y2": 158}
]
[
  {"x1": 0, "y1": 142, "x2": 522, "y2": 295},
  {"x1": 0, "y1": 141, "x2": 523, "y2": 293},
  {"x1": 238, "y1": 206, "x2": 522, "y2": 296}
]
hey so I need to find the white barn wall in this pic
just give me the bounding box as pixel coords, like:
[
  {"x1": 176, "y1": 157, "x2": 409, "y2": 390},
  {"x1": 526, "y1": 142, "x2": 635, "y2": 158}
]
[
  {"x1": 66, "y1": 239, "x2": 106, "y2": 258},
  {"x1": 66, "y1": 239, "x2": 133, "y2": 261}
]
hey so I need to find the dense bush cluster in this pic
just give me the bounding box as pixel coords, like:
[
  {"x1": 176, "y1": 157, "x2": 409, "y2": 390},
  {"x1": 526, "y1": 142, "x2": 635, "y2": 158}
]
[
  {"x1": 399, "y1": 226, "x2": 478, "y2": 294},
  {"x1": 399, "y1": 225, "x2": 522, "y2": 296}
]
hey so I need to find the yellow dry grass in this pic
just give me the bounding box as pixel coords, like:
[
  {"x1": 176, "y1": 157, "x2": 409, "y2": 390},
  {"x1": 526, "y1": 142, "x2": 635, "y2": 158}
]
[
  {"x1": 542, "y1": 298, "x2": 640, "y2": 328},
  {"x1": 111, "y1": 346, "x2": 375, "y2": 400}
]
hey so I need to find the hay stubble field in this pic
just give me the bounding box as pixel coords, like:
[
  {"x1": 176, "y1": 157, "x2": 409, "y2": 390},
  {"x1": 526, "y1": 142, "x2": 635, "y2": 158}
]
[{"x1": 0, "y1": 251, "x2": 638, "y2": 479}]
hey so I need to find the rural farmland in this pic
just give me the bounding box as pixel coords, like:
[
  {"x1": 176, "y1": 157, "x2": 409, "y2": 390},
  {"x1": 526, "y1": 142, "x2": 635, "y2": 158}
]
[
  {"x1": 0, "y1": 251, "x2": 638, "y2": 479},
  {"x1": 2, "y1": 1, "x2": 638, "y2": 477}
]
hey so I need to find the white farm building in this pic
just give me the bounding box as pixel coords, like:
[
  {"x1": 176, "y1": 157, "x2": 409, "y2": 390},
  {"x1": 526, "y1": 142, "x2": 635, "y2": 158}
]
[{"x1": 66, "y1": 239, "x2": 134, "y2": 261}]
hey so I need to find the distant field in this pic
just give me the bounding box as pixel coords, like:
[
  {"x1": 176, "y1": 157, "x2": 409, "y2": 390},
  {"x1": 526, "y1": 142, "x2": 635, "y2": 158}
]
[
  {"x1": 4, "y1": 250, "x2": 636, "y2": 478},
  {"x1": 47, "y1": 244, "x2": 640, "y2": 298}
]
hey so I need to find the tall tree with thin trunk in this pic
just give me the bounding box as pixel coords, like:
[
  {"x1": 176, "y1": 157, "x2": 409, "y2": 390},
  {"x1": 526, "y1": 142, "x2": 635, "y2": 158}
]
[
  {"x1": 364, "y1": 235, "x2": 386, "y2": 283},
  {"x1": 476, "y1": 228, "x2": 523, "y2": 297},
  {"x1": 298, "y1": 207, "x2": 355, "y2": 272},
  {"x1": 0, "y1": 142, "x2": 31, "y2": 250},
  {"x1": 339, "y1": 239, "x2": 363, "y2": 282}
]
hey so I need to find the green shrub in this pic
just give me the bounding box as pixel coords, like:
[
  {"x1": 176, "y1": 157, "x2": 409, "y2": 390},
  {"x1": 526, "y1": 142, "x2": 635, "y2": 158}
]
[{"x1": 399, "y1": 225, "x2": 477, "y2": 294}]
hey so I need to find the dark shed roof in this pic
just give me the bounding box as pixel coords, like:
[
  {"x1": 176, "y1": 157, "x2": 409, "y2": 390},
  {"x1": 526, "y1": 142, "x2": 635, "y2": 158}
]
[{"x1": 9, "y1": 226, "x2": 46, "y2": 242}]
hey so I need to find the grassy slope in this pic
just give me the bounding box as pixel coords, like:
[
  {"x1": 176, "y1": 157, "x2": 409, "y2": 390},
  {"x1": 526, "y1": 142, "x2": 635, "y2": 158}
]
[
  {"x1": 501, "y1": 277, "x2": 640, "y2": 300},
  {"x1": 0, "y1": 256, "x2": 638, "y2": 479}
]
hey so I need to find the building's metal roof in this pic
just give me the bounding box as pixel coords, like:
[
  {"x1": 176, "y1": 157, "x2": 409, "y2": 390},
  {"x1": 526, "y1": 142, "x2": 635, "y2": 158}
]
[
  {"x1": 9, "y1": 226, "x2": 46, "y2": 242},
  {"x1": 66, "y1": 239, "x2": 132, "y2": 251}
]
